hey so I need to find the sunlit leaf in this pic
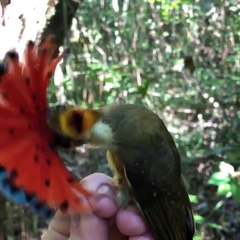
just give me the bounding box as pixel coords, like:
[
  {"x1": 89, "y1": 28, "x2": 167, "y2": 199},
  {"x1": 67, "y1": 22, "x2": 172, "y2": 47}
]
[
  {"x1": 219, "y1": 161, "x2": 235, "y2": 176},
  {"x1": 189, "y1": 194, "x2": 198, "y2": 203},
  {"x1": 208, "y1": 172, "x2": 230, "y2": 186},
  {"x1": 230, "y1": 181, "x2": 240, "y2": 205},
  {"x1": 217, "y1": 183, "x2": 231, "y2": 196},
  {"x1": 193, "y1": 236, "x2": 201, "y2": 240},
  {"x1": 208, "y1": 223, "x2": 224, "y2": 230},
  {"x1": 194, "y1": 214, "x2": 204, "y2": 224}
]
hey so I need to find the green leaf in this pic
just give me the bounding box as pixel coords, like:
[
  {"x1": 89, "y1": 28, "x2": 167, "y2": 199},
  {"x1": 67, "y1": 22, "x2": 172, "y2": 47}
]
[
  {"x1": 193, "y1": 236, "x2": 201, "y2": 240},
  {"x1": 208, "y1": 172, "x2": 230, "y2": 186},
  {"x1": 137, "y1": 82, "x2": 150, "y2": 96},
  {"x1": 217, "y1": 183, "x2": 231, "y2": 196},
  {"x1": 189, "y1": 194, "x2": 198, "y2": 203},
  {"x1": 194, "y1": 214, "x2": 204, "y2": 224},
  {"x1": 230, "y1": 181, "x2": 240, "y2": 205},
  {"x1": 208, "y1": 223, "x2": 224, "y2": 230}
]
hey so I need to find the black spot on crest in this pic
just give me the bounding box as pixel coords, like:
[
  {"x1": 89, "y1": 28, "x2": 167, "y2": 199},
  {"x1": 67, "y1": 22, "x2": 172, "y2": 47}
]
[
  {"x1": 34, "y1": 155, "x2": 39, "y2": 163},
  {"x1": 8, "y1": 128, "x2": 15, "y2": 137},
  {"x1": 32, "y1": 94, "x2": 37, "y2": 101},
  {"x1": 6, "y1": 51, "x2": 19, "y2": 61},
  {"x1": 47, "y1": 72, "x2": 52, "y2": 79},
  {"x1": 46, "y1": 159, "x2": 51, "y2": 166},
  {"x1": 60, "y1": 201, "x2": 69, "y2": 211},
  {"x1": 19, "y1": 107, "x2": 25, "y2": 114},
  {"x1": 27, "y1": 41, "x2": 35, "y2": 49},
  {"x1": 67, "y1": 177, "x2": 75, "y2": 183},
  {"x1": 25, "y1": 78, "x2": 30, "y2": 87},
  {"x1": 44, "y1": 179, "x2": 50, "y2": 187}
]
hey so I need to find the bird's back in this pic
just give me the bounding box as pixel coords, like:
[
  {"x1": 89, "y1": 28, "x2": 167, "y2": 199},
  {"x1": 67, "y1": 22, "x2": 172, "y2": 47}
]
[{"x1": 101, "y1": 104, "x2": 195, "y2": 240}]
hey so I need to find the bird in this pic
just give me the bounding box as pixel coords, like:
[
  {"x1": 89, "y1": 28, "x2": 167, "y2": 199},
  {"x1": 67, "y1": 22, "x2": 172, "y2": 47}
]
[{"x1": 47, "y1": 103, "x2": 195, "y2": 240}]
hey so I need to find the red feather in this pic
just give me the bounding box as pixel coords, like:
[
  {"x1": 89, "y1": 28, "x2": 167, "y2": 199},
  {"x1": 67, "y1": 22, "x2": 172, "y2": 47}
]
[{"x1": 0, "y1": 36, "x2": 90, "y2": 216}]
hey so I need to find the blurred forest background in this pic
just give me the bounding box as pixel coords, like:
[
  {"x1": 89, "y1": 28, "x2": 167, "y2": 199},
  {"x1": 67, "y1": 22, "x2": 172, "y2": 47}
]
[{"x1": 0, "y1": 0, "x2": 240, "y2": 239}]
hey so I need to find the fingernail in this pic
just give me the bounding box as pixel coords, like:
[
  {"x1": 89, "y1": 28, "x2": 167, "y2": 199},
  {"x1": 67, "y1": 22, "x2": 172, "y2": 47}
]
[
  {"x1": 98, "y1": 184, "x2": 110, "y2": 194},
  {"x1": 97, "y1": 184, "x2": 115, "y2": 199}
]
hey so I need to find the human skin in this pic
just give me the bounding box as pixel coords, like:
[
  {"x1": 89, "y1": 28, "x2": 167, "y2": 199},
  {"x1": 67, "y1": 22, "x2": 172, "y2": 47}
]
[{"x1": 42, "y1": 173, "x2": 153, "y2": 240}]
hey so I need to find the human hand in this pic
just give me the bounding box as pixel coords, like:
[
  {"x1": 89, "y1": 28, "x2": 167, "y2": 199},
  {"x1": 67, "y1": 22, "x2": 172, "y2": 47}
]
[{"x1": 42, "y1": 173, "x2": 153, "y2": 240}]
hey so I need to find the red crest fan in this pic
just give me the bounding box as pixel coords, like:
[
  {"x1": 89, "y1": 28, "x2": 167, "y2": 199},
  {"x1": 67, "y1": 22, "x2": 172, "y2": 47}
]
[{"x1": 0, "y1": 36, "x2": 90, "y2": 218}]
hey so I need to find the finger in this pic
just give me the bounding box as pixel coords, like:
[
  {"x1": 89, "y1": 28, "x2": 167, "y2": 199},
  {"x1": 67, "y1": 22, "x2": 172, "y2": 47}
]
[
  {"x1": 116, "y1": 207, "x2": 148, "y2": 236},
  {"x1": 42, "y1": 210, "x2": 70, "y2": 240},
  {"x1": 81, "y1": 173, "x2": 118, "y2": 218},
  {"x1": 70, "y1": 211, "x2": 108, "y2": 240},
  {"x1": 129, "y1": 233, "x2": 154, "y2": 240},
  {"x1": 109, "y1": 223, "x2": 129, "y2": 240},
  {"x1": 68, "y1": 173, "x2": 116, "y2": 240},
  {"x1": 42, "y1": 228, "x2": 69, "y2": 240},
  {"x1": 80, "y1": 173, "x2": 114, "y2": 190}
]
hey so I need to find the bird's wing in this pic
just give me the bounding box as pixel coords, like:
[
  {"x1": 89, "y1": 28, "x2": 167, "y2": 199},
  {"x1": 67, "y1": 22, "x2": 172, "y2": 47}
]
[{"x1": 120, "y1": 142, "x2": 195, "y2": 240}]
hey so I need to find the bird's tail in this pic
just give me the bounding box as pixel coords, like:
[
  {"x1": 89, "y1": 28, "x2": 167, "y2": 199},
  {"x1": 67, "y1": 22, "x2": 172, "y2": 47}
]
[{"x1": 142, "y1": 182, "x2": 195, "y2": 240}]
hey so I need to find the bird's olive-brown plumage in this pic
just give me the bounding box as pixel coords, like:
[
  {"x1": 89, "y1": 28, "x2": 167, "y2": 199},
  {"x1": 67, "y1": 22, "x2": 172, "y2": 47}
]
[{"x1": 48, "y1": 104, "x2": 195, "y2": 240}]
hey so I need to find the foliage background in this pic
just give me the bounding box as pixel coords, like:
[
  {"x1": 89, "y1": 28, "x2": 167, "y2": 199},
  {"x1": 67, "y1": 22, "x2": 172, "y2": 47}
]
[{"x1": 0, "y1": 0, "x2": 240, "y2": 239}]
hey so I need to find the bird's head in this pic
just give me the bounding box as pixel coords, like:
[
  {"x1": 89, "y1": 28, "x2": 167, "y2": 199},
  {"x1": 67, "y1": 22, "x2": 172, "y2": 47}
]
[
  {"x1": 47, "y1": 105, "x2": 115, "y2": 148},
  {"x1": 47, "y1": 104, "x2": 163, "y2": 150}
]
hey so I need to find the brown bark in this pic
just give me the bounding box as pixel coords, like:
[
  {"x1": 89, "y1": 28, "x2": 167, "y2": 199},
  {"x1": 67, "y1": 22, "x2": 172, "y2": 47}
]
[{"x1": 42, "y1": 0, "x2": 82, "y2": 48}]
